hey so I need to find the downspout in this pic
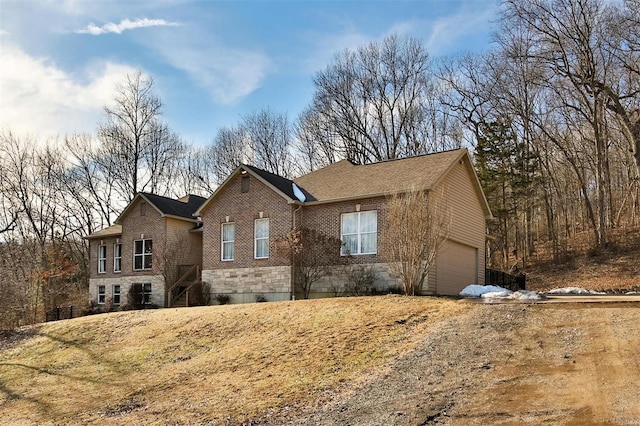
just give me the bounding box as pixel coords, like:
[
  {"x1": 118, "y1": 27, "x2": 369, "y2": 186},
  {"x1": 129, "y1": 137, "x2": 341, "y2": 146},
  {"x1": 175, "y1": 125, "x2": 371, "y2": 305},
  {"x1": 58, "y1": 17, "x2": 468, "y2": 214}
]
[{"x1": 291, "y1": 202, "x2": 303, "y2": 300}]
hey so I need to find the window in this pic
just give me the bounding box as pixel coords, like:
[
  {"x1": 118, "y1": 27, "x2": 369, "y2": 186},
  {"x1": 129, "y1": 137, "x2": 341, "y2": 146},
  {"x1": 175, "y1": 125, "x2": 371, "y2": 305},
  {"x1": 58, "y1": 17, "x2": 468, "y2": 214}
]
[
  {"x1": 140, "y1": 201, "x2": 147, "y2": 216},
  {"x1": 98, "y1": 245, "x2": 107, "y2": 274},
  {"x1": 341, "y1": 210, "x2": 377, "y2": 255},
  {"x1": 142, "y1": 283, "x2": 152, "y2": 304},
  {"x1": 241, "y1": 176, "x2": 250, "y2": 193},
  {"x1": 112, "y1": 285, "x2": 121, "y2": 305},
  {"x1": 98, "y1": 285, "x2": 106, "y2": 304},
  {"x1": 131, "y1": 283, "x2": 152, "y2": 305},
  {"x1": 113, "y1": 243, "x2": 122, "y2": 273},
  {"x1": 221, "y1": 223, "x2": 235, "y2": 261},
  {"x1": 254, "y1": 218, "x2": 269, "y2": 259},
  {"x1": 134, "y1": 239, "x2": 153, "y2": 270}
]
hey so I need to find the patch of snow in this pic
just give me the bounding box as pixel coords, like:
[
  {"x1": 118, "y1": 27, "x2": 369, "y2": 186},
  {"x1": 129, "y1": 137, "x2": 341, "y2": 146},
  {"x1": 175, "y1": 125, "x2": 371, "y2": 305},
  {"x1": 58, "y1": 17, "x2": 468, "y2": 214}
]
[
  {"x1": 545, "y1": 287, "x2": 607, "y2": 295},
  {"x1": 481, "y1": 290, "x2": 513, "y2": 299},
  {"x1": 461, "y1": 285, "x2": 546, "y2": 300},
  {"x1": 460, "y1": 284, "x2": 511, "y2": 298},
  {"x1": 506, "y1": 290, "x2": 546, "y2": 300}
]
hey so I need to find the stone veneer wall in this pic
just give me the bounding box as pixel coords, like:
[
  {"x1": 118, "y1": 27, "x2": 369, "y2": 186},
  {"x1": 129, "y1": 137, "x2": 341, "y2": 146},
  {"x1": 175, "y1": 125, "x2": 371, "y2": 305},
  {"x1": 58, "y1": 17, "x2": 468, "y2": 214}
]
[
  {"x1": 89, "y1": 275, "x2": 165, "y2": 307},
  {"x1": 202, "y1": 266, "x2": 291, "y2": 303},
  {"x1": 309, "y1": 262, "x2": 408, "y2": 297},
  {"x1": 201, "y1": 262, "x2": 435, "y2": 303}
]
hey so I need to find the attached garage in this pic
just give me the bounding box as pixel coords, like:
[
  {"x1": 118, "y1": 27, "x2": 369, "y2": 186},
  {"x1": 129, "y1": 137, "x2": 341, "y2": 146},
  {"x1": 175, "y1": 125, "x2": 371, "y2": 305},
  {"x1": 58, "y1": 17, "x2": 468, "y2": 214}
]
[{"x1": 436, "y1": 240, "x2": 478, "y2": 295}]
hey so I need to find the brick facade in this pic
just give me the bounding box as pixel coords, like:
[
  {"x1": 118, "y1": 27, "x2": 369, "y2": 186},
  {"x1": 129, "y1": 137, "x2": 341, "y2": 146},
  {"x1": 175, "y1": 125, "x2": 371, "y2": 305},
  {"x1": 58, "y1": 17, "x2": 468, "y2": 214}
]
[
  {"x1": 88, "y1": 197, "x2": 202, "y2": 307},
  {"x1": 88, "y1": 150, "x2": 490, "y2": 306}
]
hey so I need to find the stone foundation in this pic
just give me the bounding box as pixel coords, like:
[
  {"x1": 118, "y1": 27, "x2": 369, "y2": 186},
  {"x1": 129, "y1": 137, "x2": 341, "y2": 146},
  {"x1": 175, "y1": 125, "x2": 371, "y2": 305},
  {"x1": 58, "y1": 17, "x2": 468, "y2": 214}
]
[
  {"x1": 89, "y1": 275, "x2": 165, "y2": 307},
  {"x1": 202, "y1": 266, "x2": 292, "y2": 304}
]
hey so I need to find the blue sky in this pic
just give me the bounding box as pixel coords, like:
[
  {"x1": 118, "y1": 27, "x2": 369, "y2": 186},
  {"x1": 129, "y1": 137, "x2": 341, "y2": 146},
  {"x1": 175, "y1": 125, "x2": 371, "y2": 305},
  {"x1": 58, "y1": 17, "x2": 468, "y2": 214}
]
[{"x1": 0, "y1": 0, "x2": 499, "y2": 147}]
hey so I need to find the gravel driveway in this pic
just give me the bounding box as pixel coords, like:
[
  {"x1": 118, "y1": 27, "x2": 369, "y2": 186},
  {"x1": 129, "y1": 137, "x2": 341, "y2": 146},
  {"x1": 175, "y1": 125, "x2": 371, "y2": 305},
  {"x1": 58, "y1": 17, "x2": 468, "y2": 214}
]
[{"x1": 274, "y1": 302, "x2": 640, "y2": 425}]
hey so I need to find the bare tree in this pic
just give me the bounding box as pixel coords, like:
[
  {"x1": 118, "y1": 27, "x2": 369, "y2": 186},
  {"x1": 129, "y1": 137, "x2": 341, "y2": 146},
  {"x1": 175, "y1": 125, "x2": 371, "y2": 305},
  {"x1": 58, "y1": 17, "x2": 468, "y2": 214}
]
[
  {"x1": 385, "y1": 188, "x2": 450, "y2": 296},
  {"x1": 210, "y1": 125, "x2": 251, "y2": 183},
  {"x1": 241, "y1": 108, "x2": 294, "y2": 177},
  {"x1": 272, "y1": 227, "x2": 344, "y2": 299},
  {"x1": 306, "y1": 34, "x2": 451, "y2": 164},
  {"x1": 97, "y1": 71, "x2": 185, "y2": 201}
]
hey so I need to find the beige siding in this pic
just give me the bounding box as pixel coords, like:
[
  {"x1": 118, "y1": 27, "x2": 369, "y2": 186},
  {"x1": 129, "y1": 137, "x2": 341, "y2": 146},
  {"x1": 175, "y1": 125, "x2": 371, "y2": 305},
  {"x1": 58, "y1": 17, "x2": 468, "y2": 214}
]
[
  {"x1": 436, "y1": 240, "x2": 478, "y2": 295},
  {"x1": 165, "y1": 218, "x2": 202, "y2": 268},
  {"x1": 433, "y1": 159, "x2": 486, "y2": 293}
]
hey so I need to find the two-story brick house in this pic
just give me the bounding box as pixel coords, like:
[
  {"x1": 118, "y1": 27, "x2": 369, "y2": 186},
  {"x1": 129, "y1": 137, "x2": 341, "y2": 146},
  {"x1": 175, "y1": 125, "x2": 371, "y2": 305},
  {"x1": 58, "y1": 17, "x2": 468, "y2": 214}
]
[
  {"x1": 86, "y1": 193, "x2": 205, "y2": 308},
  {"x1": 194, "y1": 148, "x2": 491, "y2": 302},
  {"x1": 87, "y1": 148, "x2": 491, "y2": 306}
]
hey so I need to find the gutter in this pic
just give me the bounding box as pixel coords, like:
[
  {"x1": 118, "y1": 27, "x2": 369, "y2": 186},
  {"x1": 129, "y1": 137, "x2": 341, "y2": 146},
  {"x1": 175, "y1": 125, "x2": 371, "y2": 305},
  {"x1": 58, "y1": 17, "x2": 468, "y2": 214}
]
[{"x1": 290, "y1": 202, "x2": 303, "y2": 300}]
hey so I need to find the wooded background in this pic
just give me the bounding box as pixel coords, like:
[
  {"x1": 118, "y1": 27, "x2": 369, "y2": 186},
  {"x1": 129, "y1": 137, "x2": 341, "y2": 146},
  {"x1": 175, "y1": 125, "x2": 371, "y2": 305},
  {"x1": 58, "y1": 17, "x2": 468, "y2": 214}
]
[{"x1": 1, "y1": 0, "x2": 638, "y2": 327}]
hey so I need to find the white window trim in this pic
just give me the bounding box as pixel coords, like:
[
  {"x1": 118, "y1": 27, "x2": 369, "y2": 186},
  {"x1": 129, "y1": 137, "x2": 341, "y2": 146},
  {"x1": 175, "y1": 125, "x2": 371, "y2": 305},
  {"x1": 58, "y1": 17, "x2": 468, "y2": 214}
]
[
  {"x1": 112, "y1": 285, "x2": 121, "y2": 305},
  {"x1": 142, "y1": 283, "x2": 152, "y2": 304},
  {"x1": 254, "y1": 218, "x2": 270, "y2": 259},
  {"x1": 221, "y1": 222, "x2": 235, "y2": 261},
  {"x1": 113, "y1": 243, "x2": 122, "y2": 273},
  {"x1": 98, "y1": 245, "x2": 107, "y2": 274},
  {"x1": 341, "y1": 210, "x2": 378, "y2": 256},
  {"x1": 97, "y1": 285, "x2": 106, "y2": 304},
  {"x1": 133, "y1": 239, "x2": 153, "y2": 271}
]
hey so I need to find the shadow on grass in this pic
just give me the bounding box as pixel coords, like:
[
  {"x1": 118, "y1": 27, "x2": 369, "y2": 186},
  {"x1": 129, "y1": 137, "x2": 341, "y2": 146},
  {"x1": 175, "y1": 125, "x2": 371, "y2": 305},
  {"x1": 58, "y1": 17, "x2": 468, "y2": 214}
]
[
  {"x1": 0, "y1": 377, "x2": 54, "y2": 416},
  {"x1": 0, "y1": 362, "x2": 104, "y2": 384},
  {"x1": 34, "y1": 331, "x2": 131, "y2": 375},
  {"x1": 0, "y1": 329, "x2": 136, "y2": 421}
]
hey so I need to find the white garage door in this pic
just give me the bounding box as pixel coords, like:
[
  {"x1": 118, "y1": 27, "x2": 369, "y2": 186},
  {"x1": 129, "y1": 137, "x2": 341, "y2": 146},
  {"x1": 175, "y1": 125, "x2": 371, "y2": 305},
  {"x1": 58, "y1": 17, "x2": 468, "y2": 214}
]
[{"x1": 436, "y1": 240, "x2": 478, "y2": 295}]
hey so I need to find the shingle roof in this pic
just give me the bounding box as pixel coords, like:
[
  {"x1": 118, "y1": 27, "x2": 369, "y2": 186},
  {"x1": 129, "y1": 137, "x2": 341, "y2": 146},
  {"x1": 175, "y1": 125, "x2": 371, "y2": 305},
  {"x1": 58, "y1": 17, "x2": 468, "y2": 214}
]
[
  {"x1": 243, "y1": 165, "x2": 316, "y2": 202},
  {"x1": 294, "y1": 149, "x2": 466, "y2": 202},
  {"x1": 140, "y1": 193, "x2": 207, "y2": 219},
  {"x1": 85, "y1": 224, "x2": 122, "y2": 240}
]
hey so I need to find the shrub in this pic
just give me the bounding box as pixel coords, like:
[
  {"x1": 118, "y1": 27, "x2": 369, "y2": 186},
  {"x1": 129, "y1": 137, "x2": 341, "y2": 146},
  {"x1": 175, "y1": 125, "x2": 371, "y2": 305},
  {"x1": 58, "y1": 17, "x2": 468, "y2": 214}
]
[
  {"x1": 190, "y1": 281, "x2": 212, "y2": 306},
  {"x1": 255, "y1": 294, "x2": 267, "y2": 303},
  {"x1": 344, "y1": 265, "x2": 377, "y2": 296},
  {"x1": 215, "y1": 294, "x2": 232, "y2": 305}
]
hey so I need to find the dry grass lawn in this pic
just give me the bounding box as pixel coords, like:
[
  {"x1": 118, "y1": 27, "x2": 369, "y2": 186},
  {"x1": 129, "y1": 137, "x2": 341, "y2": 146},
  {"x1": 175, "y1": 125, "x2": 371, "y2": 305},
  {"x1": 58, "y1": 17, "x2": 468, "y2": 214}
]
[{"x1": 0, "y1": 296, "x2": 467, "y2": 425}]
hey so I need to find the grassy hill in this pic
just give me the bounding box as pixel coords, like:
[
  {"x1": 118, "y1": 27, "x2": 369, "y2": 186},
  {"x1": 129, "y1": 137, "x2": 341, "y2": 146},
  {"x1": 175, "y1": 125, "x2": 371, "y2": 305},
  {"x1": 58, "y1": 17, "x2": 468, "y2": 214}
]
[{"x1": 0, "y1": 296, "x2": 467, "y2": 425}]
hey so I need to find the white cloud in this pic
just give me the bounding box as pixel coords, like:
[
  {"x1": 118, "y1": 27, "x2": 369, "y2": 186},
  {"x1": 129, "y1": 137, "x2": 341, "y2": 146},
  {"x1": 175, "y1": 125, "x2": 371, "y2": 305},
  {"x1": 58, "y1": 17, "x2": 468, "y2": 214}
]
[
  {"x1": 425, "y1": 6, "x2": 495, "y2": 55},
  {"x1": 0, "y1": 43, "x2": 136, "y2": 139},
  {"x1": 141, "y1": 31, "x2": 272, "y2": 105},
  {"x1": 76, "y1": 18, "x2": 180, "y2": 35},
  {"x1": 303, "y1": 30, "x2": 371, "y2": 73}
]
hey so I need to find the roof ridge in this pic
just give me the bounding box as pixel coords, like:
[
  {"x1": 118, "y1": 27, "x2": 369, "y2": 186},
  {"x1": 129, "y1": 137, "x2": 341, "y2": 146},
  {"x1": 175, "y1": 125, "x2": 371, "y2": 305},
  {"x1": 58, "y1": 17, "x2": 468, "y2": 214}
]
[{"x1": 358, "y1": 148, "x2": 466, "y2": 165}]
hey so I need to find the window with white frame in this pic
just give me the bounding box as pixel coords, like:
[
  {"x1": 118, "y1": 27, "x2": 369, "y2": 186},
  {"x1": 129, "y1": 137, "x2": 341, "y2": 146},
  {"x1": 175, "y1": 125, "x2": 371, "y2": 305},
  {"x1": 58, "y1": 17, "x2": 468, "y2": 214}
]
[
  {"x1": 134, "y1": 239, "x2": 152, "y2": 270},
  {"x1": 98, "y1": 285, "x2": 106, "y2": 304},
  {"x1": 112, "y1": 285, "x2": 121, "y2": 305},
  {"x1": 254, "y1": 218, "x2": 269, "y2": 259},
  {"x1": 98, "y1": 245, "x2": 107, "y2": 274},
  {"x1": 341, "y1": 210, "x2": 378, "y2": 255},
  {"x1": 142, "y1": 283, "x2": 152, "y2": 304},
  {"x1": 113, "y1": 243, "x2": 122, "y2": 273},
  {"x1": 221, "y1": 223, "x2": 235, "y2": 261}
]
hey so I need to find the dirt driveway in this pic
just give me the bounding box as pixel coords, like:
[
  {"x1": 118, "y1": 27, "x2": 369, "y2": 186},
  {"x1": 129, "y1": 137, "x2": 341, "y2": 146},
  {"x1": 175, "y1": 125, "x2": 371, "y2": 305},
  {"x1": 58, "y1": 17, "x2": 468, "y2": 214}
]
[{"x1": 281, "y1": 302, "x2": 640, "y2": 425}]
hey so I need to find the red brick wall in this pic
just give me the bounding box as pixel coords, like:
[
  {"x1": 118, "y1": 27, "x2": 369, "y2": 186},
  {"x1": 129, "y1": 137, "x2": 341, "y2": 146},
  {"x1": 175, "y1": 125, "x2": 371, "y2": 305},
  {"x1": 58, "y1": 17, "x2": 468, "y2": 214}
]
[
  {"x1": 201, "y1": 173, "x2": 293, "y2": 270},
  {"x1": 88, "y1": 236, "x2": 121, "y2": 279},
  {"x1": 119, "y1": 198, "x2": 166, "y2": 277},
  {"x1": 298, "y1": 196, "x2": 390, "y2": 265}
]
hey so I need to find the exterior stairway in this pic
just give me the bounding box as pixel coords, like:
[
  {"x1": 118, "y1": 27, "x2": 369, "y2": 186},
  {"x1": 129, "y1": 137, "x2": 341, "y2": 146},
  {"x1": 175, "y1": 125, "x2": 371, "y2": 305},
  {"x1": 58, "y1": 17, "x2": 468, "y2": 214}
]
[
  {"x1": 172, "y1": 292, "x2": 188, "y2": 308},
  {"x1": 167, "y1": 264, "x2": 201, "y2": 308}
]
